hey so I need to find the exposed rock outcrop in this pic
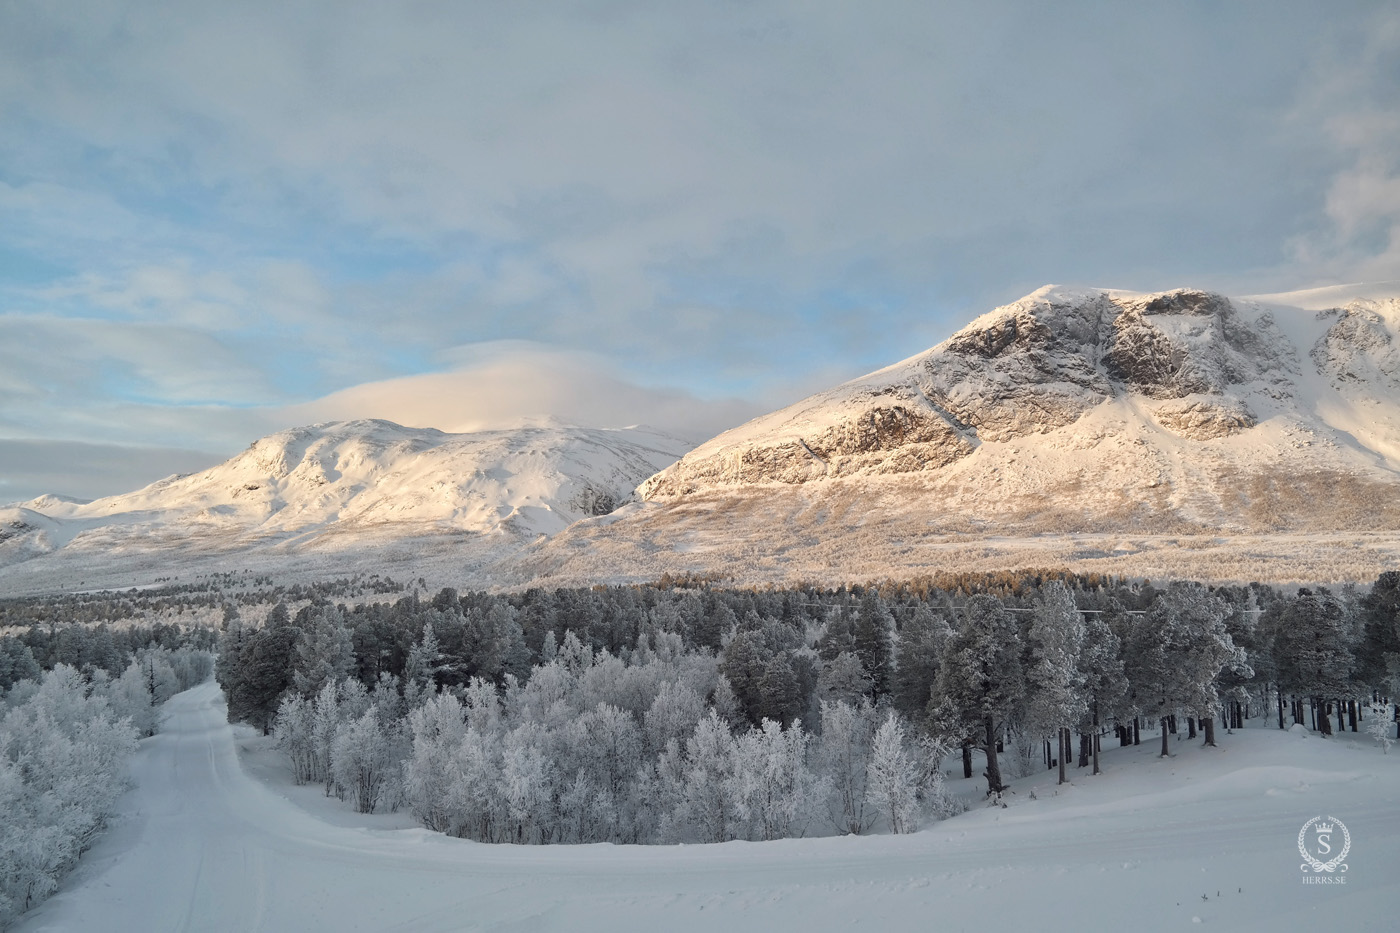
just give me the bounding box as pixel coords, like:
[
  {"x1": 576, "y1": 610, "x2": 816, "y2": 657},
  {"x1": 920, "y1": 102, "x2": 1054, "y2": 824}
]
[{"x1": 642, "y1": 285, "x2": 1320, "y2": 497}]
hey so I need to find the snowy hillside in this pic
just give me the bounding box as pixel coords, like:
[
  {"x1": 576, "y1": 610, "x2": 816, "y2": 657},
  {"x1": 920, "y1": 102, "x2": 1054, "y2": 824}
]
[
  {"x1": 512, "y1": 285, "x2": 1400, "y2": 586},
  {"x1": 0, "y1": 420, "x2": 689, "y2": 590}
]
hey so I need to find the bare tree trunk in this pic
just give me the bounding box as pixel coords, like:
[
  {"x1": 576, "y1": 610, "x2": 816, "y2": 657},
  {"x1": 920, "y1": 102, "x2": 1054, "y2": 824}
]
[
  {"x1": 1133, "y1": 717, "x2": 1140, "y2": 746},
  {"x1": 1336, "y1": 700, "x2": 1346, "y2": 733},
  {"x1": 983, "y1": 717, "x2": 1005, "y2": 795},
  {"x1": 1091, "y1": 701, "x2": 1101, "y2": 775},
  {"x1": 1348, "y1": 699, "x2": 1357, "y2": 732},
  {"x1": 1078, "y1": 731, "x2": 1090, "y2": 768},
  {"x1": 961, "y1": 743, "x2": 973, "y2": 779},
  {"x1": 1202, "y1": 714, "x2": 1216, "y2": 747},
  {"x1": 1160, "y1": 717, "x2": 1170, "y2": 757},
  {"x1": 1277, "y1": 685, "x2": 1285, "y2": 729},
  {"x1": 1057, "y1": 728, "x2": 1067, "y2": 785},
  {"x1": 1187, "y1": 716, "x2": 1196, "y2": 739}
]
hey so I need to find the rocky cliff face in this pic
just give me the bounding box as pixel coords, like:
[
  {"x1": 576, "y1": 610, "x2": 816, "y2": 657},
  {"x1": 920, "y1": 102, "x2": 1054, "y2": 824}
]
[{"x1": 640, "y1": 286, "x2": 1393, "y2": 499}]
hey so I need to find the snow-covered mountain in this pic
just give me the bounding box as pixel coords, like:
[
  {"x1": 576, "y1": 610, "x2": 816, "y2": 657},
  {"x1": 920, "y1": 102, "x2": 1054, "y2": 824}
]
[
  {"x1": 640, "y1": 285, "x2": 1400, "y2": 496},
  {"x1": 510, "y1": 285, "x2": 1400, "y2": 586},
  {"x1": 0, "y1": 420, "x2": 690, "y2": 590},
  {"x1": 6, "y1": 284, "x2": 1400, "y2": 592}
]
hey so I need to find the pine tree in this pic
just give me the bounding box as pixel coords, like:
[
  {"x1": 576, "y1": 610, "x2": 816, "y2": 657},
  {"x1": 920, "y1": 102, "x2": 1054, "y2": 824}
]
[
  {"x1": 1079, "y1": 607, "x2": 1127, "y2": 774},
  {"x1": 403, "y1": 621, "x2": 447, "y2": 708},
  {"x1": 1358, "y1": 572, "x2": 1400, "y2": 694},
  {"x1": 1023, "y1": 582, "x2": 1087, "y2": 785},
  {"x1": 1274, "y1": 589, "x2": 1354, "y2": 736},
  {"x1": 1128, "y1": 583, "x2": 1244, "y2": 755},
  {"x1": 293, "y1": 605, "x2": 356, "y2": 699},
  {"x1": 932, "y1": 595, "x2": 1024, "y2": 795},
  {"x1": 852, "y1": 592, "x2": 894, "y2": 697},
  {"x1": 757, "y1": 654, "x2": 803, "y2": 726},
  {"x1": 891, "y1": 603, "x2": 952, "y2": 720}
]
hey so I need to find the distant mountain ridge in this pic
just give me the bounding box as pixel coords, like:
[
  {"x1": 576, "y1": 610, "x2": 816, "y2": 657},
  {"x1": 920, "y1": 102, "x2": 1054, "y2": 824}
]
[{"x1": 0, "y1": 420, "x2": 690, "y2": 589}]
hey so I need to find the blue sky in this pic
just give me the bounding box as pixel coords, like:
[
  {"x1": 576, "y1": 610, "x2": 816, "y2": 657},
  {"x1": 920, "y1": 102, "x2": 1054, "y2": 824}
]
[{"x1": 2, "y1": 1, "x2": 1399, "y2": 501}]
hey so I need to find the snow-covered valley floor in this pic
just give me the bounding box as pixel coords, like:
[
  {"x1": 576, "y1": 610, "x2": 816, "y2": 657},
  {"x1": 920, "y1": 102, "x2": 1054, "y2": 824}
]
[{"x1": 16, "y1": 682, "x2": 1400, "y2": 932}]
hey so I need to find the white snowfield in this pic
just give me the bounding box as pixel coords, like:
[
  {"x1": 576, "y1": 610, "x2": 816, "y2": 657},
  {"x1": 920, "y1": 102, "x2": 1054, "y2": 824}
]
[{"x1": 17, "y1": 683, "x2": 1400, "y2": 933}]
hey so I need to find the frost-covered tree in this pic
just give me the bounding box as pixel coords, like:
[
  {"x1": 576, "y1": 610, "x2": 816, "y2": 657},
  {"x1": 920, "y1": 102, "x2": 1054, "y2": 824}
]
[
  {"x1": 643, "y1": 680, "x2": 706, "y2": 757},
  {"x1": 109, "y1": 651, "x2": 179, "y2": 738},
  {"x1": 817, "y1": 652, "x2": 871, "y2": 707},
  {"x1": 274, "y1": 693, "x2": 319, "y2": 785},
  {"x1": 1078, "y1": 608, "x2": 1127, "y2": 774},
  {"x1": 865, "y1": 712, "x2": 919, "y2": 834},
  {"x1": 331, "y1": 708, "x2": 393, "y2": 814},
  {"x1": 682, "y1": 710, "x2": 738, "y2": 842},
  {"x1": 818, "y1": 698, "x2": 878, "y2": 834},
  {"x1": 403, "y1": 692, "x2": 467, "y2": 832},
  {"x1": 1023, "y1": 582, "x2": 1087, "y2": 785},
  {"x1": 0, "y1": 665, "x2": 138, "y2": 925},
  {"x1": 1273, "y1": 589, "x2": 1354, "y2": 736},
  {"x1": 1366, "y1": 700, "x2": 1395, "y2": 754},
  {"x1": 932, "y1": 595, "x2": 1024, "y2": 795},
  {"x1": 729, "y1": 718, "x2": 820, "y2": 841},
  {"x1": 402, "y1": 621, "x2": 448, "y2": 708},
  {"x1": 500, "y1": 722, "x2": 555, "y2": 843},
  {"x1": 1128, "y1": 583, "x2": 1245, "y2": 755},
  {"x1": 311, "y1": 679, "x2": 342, "y2": 795}
]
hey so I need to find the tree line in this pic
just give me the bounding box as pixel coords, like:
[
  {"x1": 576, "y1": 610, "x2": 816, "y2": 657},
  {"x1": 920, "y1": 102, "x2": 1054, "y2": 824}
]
[{"x1": 213, "y1": 571, "x2": 1400, "y2": 843}]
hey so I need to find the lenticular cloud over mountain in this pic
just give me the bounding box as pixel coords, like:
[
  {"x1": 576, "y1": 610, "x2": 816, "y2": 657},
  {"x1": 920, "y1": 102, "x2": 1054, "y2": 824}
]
[{"x1": 282, "y1": 342, "x2": 758, "y2": 442}]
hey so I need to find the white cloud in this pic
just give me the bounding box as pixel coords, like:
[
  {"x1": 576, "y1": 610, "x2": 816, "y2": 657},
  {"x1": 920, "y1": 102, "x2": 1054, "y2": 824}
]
[
  {"x1": 283, "y1": 341, "x2": 759, "y2": 442},
  {"x1": 5, "y1": 0, "x2": 1399, "y2": 491},
  {"x1": 1280, "y1": 8, "x2": 1400, "y2": 286},
  {"x1": 3, "y1": 1, "x2": 1367, "y2": 335}
]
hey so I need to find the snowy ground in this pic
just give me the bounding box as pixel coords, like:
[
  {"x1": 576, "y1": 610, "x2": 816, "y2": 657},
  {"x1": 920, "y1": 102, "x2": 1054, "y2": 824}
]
[{"x1": 16, "y1": 683, "x2": 1400, "y2": 932}]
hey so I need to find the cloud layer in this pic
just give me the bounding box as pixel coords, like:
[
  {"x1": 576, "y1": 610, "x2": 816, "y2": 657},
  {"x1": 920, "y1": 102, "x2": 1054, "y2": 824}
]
[{"x1": 2, "y1": 2, "x2": 1399, "y2": 498}]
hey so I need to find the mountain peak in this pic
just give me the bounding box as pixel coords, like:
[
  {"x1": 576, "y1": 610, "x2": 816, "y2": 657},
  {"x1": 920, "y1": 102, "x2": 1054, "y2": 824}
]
[
  {"x1": 3, "y1": 422, "x2": 692, "y2": 585},
  {"x1": 638, "y1": 284, "x2": 1400, "y2": 527}
]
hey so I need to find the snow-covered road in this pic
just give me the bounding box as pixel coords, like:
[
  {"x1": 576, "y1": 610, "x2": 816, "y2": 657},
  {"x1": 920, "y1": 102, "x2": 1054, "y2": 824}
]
[{"x1": 17, "y1": 683, "x2": 1400, "y2": 932}]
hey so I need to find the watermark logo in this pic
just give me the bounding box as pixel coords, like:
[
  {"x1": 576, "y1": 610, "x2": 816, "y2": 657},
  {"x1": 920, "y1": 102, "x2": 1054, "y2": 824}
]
[{"x1": 1298, "y1": 816, "x2": 1350, "y2": 883}]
